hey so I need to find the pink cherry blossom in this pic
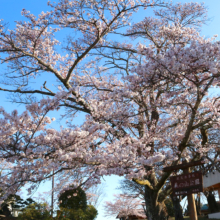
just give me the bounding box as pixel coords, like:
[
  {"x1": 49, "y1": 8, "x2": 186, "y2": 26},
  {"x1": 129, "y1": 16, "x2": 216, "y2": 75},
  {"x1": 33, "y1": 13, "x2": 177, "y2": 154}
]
[{"x1": 0, "y1": 1, "x2": 219, "y2": 219}]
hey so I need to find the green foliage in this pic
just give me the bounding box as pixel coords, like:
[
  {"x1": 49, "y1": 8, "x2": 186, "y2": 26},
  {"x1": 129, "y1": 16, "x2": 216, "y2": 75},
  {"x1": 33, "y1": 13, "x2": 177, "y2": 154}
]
[
  {"x1": 59, "y1": 187, "x2": 87, "y2": 211},
  {"x1": 85, "y1": 205, "x2": 98, "y2": 220},
  {"x1": 57, "y1": 188, "x2": 98, "y2": 220},
  {"x1": 17, "y1": 202, "x2": 51, "y2": 220},
  {"x1": 0, "y1": 194, "x2": 35, "y2": 217},
  {"x1": 57, "y1": 205, "x2": 97, "y2": 220},
  {"x1": 11, "y1": 195, "x2": 35, "y2": 210}
]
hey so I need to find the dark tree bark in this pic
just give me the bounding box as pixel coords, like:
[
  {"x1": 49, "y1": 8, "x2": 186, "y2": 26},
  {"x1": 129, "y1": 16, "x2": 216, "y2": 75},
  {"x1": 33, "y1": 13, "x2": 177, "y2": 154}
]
[
  {"x1": 206, "y1": 191, "x2": 220, "y2": 213},
  {"x1": 144, "y1": 186, "x2": 168, "y2": 220},
  {"x1": 0, "y1": 204, "x2": 12, "y2": 217},
  {"x1": 171, "y1": 194, "x2": 184, "y2": 220}
]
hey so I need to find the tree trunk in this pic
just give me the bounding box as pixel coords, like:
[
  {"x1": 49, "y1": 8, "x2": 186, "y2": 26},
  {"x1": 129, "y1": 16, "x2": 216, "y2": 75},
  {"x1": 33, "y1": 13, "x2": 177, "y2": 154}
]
[
  {"x1": 171, "y1": 195, "x2": 184, "y2": 220},
  {"x1": 144, "y1": 186, "x2": 168, "y2": 220},
  {"x1": 206, "y1": 191, "x2": 220, "y2": 213},
  {"x1": 0, "y1": 204, "x2": 12, "y2": 217}
]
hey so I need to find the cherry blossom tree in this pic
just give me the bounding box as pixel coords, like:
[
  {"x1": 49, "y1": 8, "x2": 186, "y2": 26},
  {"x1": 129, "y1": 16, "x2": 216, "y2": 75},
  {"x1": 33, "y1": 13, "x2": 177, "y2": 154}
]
[
  {"x1": 0, "y1": 0, "x2": 220, "y2": 219},
  {"x1": 104, "y1": 194, "x2": 145, "y2": 220},
  {"x1": 86, "y1": 183, "x2": 106, "y2": 208}
]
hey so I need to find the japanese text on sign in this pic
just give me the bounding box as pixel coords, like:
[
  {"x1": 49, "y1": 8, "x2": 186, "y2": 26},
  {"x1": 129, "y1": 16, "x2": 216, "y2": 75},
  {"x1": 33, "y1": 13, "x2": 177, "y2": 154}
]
[{"x1": 170, "y1": 172, "x2": 203, "y2": 195}]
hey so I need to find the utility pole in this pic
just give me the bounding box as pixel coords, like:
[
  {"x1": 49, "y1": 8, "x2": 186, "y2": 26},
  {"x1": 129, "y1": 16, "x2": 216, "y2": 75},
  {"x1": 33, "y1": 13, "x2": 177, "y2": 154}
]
[{"x1": 51, "y1": 170, "x2": 54, "y2": 217}]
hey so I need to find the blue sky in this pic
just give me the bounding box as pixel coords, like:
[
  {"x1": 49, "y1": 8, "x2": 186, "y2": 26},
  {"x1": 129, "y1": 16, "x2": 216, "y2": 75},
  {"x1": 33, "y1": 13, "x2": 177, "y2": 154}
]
[{"x1": 0, "y1": 0, "x2": 220, "y2": 219}]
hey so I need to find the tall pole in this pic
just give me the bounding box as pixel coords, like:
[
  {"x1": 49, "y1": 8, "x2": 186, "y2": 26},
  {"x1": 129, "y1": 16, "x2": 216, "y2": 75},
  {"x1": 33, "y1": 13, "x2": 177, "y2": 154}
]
[
  {"x1": 184, "y1": 167, "x2": 198, "y2": 220},
  {"x1": 51, "y1": 169, "x2": 54, "y2": 217},
  {"x1": 187, "y1": 193, "x2": 197, "y2": 220}
]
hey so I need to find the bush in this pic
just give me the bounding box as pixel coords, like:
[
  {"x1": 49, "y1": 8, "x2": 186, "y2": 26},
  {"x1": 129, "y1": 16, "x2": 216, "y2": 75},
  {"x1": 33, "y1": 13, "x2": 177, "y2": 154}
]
[{"x1": 17, "y1": 202, "x2": 51, "y2": 220}]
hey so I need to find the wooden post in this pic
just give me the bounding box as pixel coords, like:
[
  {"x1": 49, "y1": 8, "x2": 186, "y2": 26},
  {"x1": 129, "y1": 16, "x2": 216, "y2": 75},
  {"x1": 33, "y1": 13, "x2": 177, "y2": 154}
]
[
  {"x1": 187, "y1": 193, "x2": 197, "y2": 220},
  {"x1": 184, "y1": 167, "x2": 198, "y2": 220}
]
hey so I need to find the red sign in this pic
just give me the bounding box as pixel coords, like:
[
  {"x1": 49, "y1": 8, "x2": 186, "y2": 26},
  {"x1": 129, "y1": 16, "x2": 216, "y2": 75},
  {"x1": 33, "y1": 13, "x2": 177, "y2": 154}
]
[{"x1": 170, "y1": 172, "x2": 203, "y2": 196}]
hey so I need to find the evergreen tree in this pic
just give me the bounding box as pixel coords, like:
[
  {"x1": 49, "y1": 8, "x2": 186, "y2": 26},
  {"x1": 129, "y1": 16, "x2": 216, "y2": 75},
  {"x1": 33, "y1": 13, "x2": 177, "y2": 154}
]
[{"x1": 58, "y1": 188, "x2": 97, "y2": 220}]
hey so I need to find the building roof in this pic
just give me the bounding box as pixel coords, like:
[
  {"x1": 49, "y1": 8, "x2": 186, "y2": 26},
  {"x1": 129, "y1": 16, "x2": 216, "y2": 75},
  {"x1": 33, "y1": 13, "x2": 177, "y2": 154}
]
[{"x1": 116, "y1": 209, "x2": 147, "y2": 219}]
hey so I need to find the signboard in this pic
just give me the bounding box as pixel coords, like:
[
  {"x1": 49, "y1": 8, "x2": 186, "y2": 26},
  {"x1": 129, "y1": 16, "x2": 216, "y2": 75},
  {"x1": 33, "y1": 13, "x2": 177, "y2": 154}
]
[{"x1": 170, "y1": 171, "x2": 203, "y2": 196}]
